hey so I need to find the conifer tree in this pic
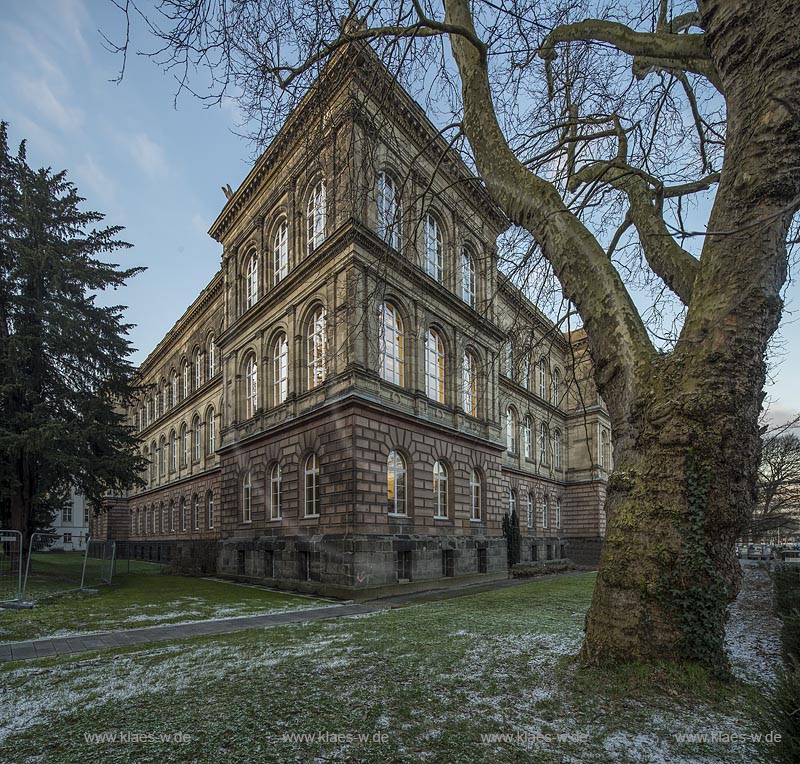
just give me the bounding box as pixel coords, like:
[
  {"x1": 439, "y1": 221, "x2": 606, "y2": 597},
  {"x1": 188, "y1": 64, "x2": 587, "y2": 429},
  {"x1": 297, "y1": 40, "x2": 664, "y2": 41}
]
[{"x1": 0, "y1": 121, "x2": 145, "y2": 541}]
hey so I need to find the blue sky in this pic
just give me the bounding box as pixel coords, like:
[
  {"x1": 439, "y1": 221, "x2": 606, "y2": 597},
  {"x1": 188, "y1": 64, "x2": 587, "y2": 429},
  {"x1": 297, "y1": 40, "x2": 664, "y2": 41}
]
[{"x1": 1, "y1": 0, "x2": 797, "y2": 426}]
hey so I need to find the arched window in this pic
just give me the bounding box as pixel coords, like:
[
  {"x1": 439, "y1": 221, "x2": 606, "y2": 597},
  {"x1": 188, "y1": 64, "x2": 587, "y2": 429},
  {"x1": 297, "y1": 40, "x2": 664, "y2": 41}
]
[
  {"x1": 551, "y1": 368, "x2": 560, "y2": 406},
  {"x1": 461, "y1": 245, "x2": 476, "y2": 307},
  {"x1": 554, "y1": 429, "x2": 562, "y2": 469},
  {"x1": 377, "y1": 172, "x2": 401, "y2": 249},
  {"x1": 273, "y1": 332, "x2": 289, "y2": 405},
  {"x1": 245, "y1": 355, "x2": 258, "y2": 419},
  {"x1": 171, "y1": 371, "x2": 178, "y2": 407},
  {"x1": 180, "y1": 423, "x2": 188, "y2": 467},
  {"x1": 208, "y1": 407, "x2": 216, "y2": 453},
  {"x1": 182, "y1": 362, "x2": 189, "y2": 400},
  {"x1": 307, "y1": 307, "x2": 327, "y2": 389},
  {"x1": 160, "y1": 503, "x2": 166, "y2": 533},
  {"x1": 206, "y1": 491, "x2": 214, "y2": 529},
  {"x1": 433, "y1": 460, "x2": 449, "y2": 519},
  {"x1": 270, "y1": 463, "x2": 282, "y2": 520},
  {"x1": 194, "y1": 495, "x2": 200, "y2": 530},
  {"x1": 509, "y1": 488, "x2": 517, "y2": 516},
  {"x1": 470, "y1": 468, "x2": 482, "y2": 521},
  {"x1": 245, "y1": 250, "x2": 259, "y2": 309},
  {"x1": 131, "y1": 510, "x2": 136, "y2": 536},
  {"x1": 149, "y1": 441, "x2": 156, "y2": 482},
  {"x1": 423, "y1": 213, "x2": 443, "y2": 283},
  {"x1": 505, "y1": 338, "x2": 513, "y2": 378},
  {"x1": 539, "y1": 422, "x2": 549, "y2": 464},
  {"x1": 542, "y1": 495, "x2": 550, "y2": 528},
  {"x1": 159, "y1": 436, "x2": 166, "y2": 475},
  {"x1": 538, "y1": 358, "x2": 547, "y2": 398},
  {"x1": 169, "y1": 500, "x2": 175, "y2": 532},
  {"x1": 207, "y1": 336, "x2": 216, "y2": 379},
  {"x1": 307, "y1": 180, "x2": 327, "y2": 254},
  {"x1": 505, "y1": 407, "x2": 516, "y2": 454},
  {"x1": 273, "y1": 220, "x2": 288, "y2": 284},
  {"x1": 380, "y1": 303, "x2": 404, "y2": 385},
  {"x1": 527, "y1": 493, "x2": 534, "y2": 529},
  {"x1": 600, "y1": 428, "x2": 610, "y2": 469},
  {"x1": 462, "y1": 350, "x2": 478, "y2": 416},
  {"x1": 425, "y1": 329, "x2": 445, "y2": 403},
  {"x1": 170, "y1": 431, "x2": 177, "y2": 472},
  {"x1": 161, "y1": 382, "x2": 167, "y2": 414},
  {"x1": 194, "y1": 348, "x2": 202, "y2": 390},
  {"x1": 556, "y1": 497, "x2": 562, "y2": 529},
  {"x1": 193, "y1": 415, "x2": 201, "y2": 461},
  {"x1": 138, "y1": 507, "x2": 143, "y2": 535},
  {"x1": 180, "y1": 497, "x2": 187, "y2": 531},
  {"x1": 242, "y1": 471, "x2": 252, "y2": 523},
  {"x1": 304, "y1": 453, "x2": 320, "y2": 517},
  {"x1": 522, "y1": 356, "x2": 531, "y2": 389},
  {"x1": 387, "y1": 450, "x2": 407, "y2": 515},
  {"x1": 524, "y1": 416, "x2": 533, "y2": 460}
]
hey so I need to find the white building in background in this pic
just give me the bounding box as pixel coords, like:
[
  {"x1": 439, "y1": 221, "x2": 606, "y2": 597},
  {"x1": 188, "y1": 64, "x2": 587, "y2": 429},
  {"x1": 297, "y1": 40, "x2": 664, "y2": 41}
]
[{"x1": 50, "y1": 488, "x2": 90, "y2": 550}]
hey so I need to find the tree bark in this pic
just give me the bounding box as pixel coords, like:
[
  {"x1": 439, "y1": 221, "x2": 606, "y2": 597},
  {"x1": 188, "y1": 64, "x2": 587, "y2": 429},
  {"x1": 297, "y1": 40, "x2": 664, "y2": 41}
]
[{"x1": 445, "y1": 0, "x2": 800, "y2": 669}]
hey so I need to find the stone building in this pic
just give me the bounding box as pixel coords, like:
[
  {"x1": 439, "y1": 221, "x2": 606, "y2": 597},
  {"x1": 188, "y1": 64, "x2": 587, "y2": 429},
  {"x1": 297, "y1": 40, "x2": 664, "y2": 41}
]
[
  {"x1": 93, "y1": 44, "x2": 611, "y2": 597},
  {"x1": 49, "y1": 487, "x2": 90, "y2": 550}
]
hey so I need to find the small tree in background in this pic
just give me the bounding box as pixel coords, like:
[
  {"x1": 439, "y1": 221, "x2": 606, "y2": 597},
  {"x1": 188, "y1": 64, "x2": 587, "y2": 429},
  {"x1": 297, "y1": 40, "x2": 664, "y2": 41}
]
[
  {"x1": 753, "y1": 430, "x2": 800, "y2": 542},
  {"x1": 0, "y1": 121, "x2": 146, "y2": 541}
]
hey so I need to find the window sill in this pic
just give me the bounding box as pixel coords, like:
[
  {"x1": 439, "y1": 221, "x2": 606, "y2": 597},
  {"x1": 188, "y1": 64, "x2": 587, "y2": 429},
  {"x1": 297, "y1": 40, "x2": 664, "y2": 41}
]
[
  {"x1": 268, "y1": 517, "x2": 282, "y2": 522},
  {"x1": 470, "y1": 518, "x2": 483, "y2": 523},
  {"x1": 433, "y1": 515, "x2": 450, "y2": 521},
  {"x1": 303, "y1": 514, "x2": 320, "y2": 519},
  {"x1": 388, "y1": 512, "x2": 409, "y2": 519}
]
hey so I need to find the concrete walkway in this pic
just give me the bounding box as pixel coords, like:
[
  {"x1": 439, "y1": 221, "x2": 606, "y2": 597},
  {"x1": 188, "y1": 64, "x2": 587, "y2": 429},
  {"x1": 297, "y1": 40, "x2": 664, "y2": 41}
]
[{"x1": 0, "y1": 569, "x2": 591, "y2": 663}]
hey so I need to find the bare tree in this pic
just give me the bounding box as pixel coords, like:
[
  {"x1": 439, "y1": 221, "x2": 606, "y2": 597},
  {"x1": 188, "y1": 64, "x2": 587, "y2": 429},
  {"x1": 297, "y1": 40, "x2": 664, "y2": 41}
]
[
  {"x1": 106, "y1": 0, "x2": 800, "y2": 670},
  {"x1": 752, "y1": 425, "x2": 800, "y2": 541}
]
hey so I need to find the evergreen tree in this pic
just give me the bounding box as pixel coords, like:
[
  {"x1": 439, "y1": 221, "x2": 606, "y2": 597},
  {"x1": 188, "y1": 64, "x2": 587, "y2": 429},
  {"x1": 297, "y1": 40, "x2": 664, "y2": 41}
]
[{"x1": 0, "y1": 121, "x2": 145, "y2": 541}]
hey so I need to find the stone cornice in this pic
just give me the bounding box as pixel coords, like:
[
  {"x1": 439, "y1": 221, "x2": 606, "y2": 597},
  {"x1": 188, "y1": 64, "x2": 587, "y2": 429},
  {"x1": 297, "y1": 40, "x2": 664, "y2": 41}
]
[
  {"x1": 496, "y1": 274, "x2": 569, "y2": 351},
  {"x1": 209, "y1": 42, "x2": 509, "y2": 245},
  {"x1": 135, "y1": 271, "x2": 224, "y2": 382}
]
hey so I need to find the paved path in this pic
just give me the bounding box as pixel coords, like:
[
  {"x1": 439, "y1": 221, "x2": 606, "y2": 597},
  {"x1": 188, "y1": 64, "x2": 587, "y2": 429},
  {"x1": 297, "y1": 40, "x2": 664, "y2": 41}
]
[
  {"x1": 0, "y1": 569, "x2": 592, "y2": 663},
  {"x1": 0, "y1": 603, "x2": 381, "y2": 663}
]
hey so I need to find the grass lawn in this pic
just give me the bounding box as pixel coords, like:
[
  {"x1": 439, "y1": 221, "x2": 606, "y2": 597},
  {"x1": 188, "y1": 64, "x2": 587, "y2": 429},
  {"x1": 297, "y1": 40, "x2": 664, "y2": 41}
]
[
  {"x1": 0, "y1": 554, "x2": 328, "y2": 642},
  {"x1": 0, "y1": 571, "x2": 774, "y2": 764}
]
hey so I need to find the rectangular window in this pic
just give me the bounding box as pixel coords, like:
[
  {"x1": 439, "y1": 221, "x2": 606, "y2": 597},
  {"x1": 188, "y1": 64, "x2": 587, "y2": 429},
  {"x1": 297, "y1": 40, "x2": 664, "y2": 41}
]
[
  {"x1": 532, "y1": 544, "x2": 538, "y2": 562},
  {"x1": 63, "y1": 533, "x2": 72, "y2": 544},
  {"x1": 442, "y1": 549, "x2": 455, "y2": 578},
  {"x1": 264, "y1": 550, "x2": 275, "y2": 578},
  {"x1": 397, "y1": 550, "x2": 413, "y2": 581},
  {"x1": 62, "y1": 506, "x2": 73, "y2": 523},
  {"x1": 237, "y1": 549, "x2": 246, "y2": 575},
  {"x1": 477, "y1": 547, "x2": 488, "y2": 574},
  {"x1": 298, "y1": 550, "x2": 311, "y2": 581}
]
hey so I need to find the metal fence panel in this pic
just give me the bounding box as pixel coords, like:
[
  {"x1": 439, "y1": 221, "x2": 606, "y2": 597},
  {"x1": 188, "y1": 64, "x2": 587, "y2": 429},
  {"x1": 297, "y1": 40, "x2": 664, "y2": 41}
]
[
  {"x1": 86, "y1": 539, "x2": 116, "y2": 584},
  {"x1": 0, "y1": 530, "x2": 23, "y2": 603},
  {"x1": 22, "y1": 533, "x2": 92, "y2": 599}
]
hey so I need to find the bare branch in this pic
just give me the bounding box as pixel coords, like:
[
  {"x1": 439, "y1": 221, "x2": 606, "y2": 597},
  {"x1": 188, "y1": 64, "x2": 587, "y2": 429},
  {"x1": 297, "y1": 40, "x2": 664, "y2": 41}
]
[{"x1": 538, "y1": 19, "x2": 722, "y2": 92}]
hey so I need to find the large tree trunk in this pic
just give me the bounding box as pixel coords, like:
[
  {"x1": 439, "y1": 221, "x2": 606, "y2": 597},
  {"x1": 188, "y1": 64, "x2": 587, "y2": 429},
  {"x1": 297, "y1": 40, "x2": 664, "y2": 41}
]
[
  {"x1": 445, "y1": 0, "x2": 800, "y2": 669},
  {"x1": 581, "y1": 0, "x2": 799, "y2": 669}
]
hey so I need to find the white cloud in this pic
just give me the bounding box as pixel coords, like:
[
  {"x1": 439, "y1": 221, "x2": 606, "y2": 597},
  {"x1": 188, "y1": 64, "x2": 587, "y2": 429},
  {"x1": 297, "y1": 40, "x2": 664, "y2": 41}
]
[
  {"x1": 126, "y1": 132, "x2": 168, "y2": 178},
  {"x1": 74, "y1": 154, "x2": 116, "y2": 205},
  {"x1": 14, "y1": 75, "x2": 85, "y2": 133}
]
